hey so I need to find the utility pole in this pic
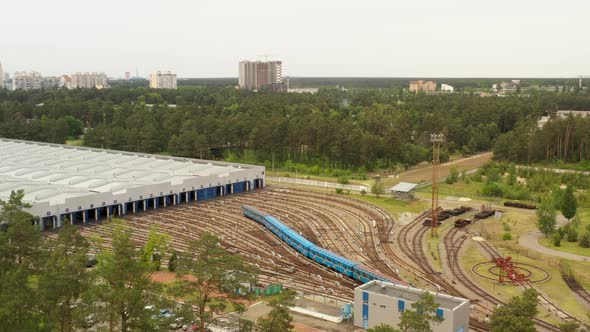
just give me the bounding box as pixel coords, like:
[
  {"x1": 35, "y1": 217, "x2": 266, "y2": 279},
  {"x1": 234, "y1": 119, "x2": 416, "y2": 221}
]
[{"x1": 430, "y1": 133, "x2": 443, "y2": 237}]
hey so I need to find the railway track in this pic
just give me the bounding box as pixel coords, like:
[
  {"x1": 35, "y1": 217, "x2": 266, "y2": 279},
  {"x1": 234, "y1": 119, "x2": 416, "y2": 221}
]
[
  {"x1": 77, "y1": 195, "x2": 356, "y2": 302},
  {"x1": 240, "y1": 190, "x2": 402, "y2": 280},
  {"x1": 562, "y1": 273, "x2": 590, "y2": 306},
  {"x1": 476, "y1": 240, "x2": 587, "y2": 328}
]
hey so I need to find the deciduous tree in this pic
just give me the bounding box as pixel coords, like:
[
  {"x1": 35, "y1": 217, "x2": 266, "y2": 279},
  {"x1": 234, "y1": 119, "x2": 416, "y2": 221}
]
[
  {"x1": 257, "y1": 289, "x2": 296, "y2": 332},
  {"x1": 489, "y1": 289, "x2": 539, "y2": 332},
  {"x1": 398, "y1": 292, "x2": 444, "y2": 332}
]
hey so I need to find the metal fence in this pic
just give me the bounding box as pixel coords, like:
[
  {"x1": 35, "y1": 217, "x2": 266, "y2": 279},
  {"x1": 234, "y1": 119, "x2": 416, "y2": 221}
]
[{"x1": 267, "y1": 176, "x2": 368, "y2": 192}]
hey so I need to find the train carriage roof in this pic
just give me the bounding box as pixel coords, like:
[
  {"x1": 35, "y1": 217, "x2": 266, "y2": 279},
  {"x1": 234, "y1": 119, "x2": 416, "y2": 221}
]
[
  {"x1": 264, "y1": 216, "x2": 290, "y2": 231},
  {"x1": 310, "y1": 246, "x2": 358, "y2": 267},
  {"x1": 356, "y1": 263, "x2": 407, "y2": 286},
  {"x1": 282, "y1": 227, "x2": 315, "y2": 249}
]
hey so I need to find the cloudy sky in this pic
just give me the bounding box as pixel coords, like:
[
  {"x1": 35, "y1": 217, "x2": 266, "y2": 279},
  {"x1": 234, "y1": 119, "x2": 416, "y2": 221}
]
[{"x1": 1, "y1": 0, "x2": 588, "y2": 78}]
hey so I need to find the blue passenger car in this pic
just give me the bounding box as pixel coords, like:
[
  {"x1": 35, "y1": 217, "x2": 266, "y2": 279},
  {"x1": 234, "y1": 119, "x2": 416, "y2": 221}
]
[
  {"x1": 308, "y1": 246, "x2": 357, "y2": 277},
  {"x1": 242, "y1": 205, "x2": 404, "y2": 285},
  {"x1": 243, "y1": 206, "x2": 266, "y2": 224},
  {"x1": 282, "y1": 228, "x2": 314, "y2": 257},
  {"x1": 353, "y1": 264, "x2": 395, "y2": 284}
]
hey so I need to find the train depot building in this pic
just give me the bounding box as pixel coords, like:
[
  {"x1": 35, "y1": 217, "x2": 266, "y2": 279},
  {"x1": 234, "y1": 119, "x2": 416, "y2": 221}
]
[
  {"x1": 0, "y1": 138, "x2": 265, "y2": 230},
  {"x1": 354, "y1": 280, "x2": 470, "y2": 332}
]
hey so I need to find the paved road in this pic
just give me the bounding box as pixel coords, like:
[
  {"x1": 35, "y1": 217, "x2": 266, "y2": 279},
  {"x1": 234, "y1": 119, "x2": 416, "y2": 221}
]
[{"x1": 519, "y1": 230, "x2": 590, "y2": 262}]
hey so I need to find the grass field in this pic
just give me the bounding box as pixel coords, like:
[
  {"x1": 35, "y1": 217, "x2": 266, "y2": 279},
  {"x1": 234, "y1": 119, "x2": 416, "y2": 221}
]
[
  {"x1": 425, "y1": 222, "x2": 454, "y2": 273},
  {"x1": 65, "y1": 139, "x2": 84, "y2": 146},
  {"x1": 351, "y1": 194, "x2": 428, "y2": 219}
]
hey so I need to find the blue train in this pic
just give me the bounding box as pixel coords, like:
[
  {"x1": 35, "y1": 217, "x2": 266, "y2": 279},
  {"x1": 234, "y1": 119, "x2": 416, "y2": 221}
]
[{"x1": 243, "y1": 205, "x2": 403, "y2": 285}]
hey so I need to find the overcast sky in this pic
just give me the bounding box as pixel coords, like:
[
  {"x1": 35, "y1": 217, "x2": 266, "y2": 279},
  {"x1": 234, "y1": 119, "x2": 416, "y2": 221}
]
[{"x1": 1, "y1": 0, "x2": 588, "y2": 78}]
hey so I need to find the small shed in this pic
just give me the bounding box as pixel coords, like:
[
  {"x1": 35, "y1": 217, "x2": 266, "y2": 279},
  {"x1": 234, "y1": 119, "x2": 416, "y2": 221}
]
[{"x1": 390, "y1": 182, "x2": 418, "y2": 200}]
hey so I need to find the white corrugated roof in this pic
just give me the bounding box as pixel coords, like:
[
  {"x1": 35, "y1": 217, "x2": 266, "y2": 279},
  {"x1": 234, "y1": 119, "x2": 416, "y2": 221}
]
[
  {"x1": 389, "y1": 182, "x2": 418, "y2": 193},
  {"x1": 0, "y1": 138, "x2": 258, "y2": 206}
]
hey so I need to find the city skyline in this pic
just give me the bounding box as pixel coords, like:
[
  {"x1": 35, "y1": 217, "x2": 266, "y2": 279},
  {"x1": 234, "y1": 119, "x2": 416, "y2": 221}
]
[{"x1": 1, "y1": 0, "x2": 589, "y2": 78}]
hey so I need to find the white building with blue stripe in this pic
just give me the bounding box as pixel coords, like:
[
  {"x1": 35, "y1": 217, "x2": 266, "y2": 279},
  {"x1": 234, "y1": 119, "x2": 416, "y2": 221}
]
[
  {"x1": 354, "y1": 280, "x2": 470, "y2": 332},
  {"x1": 0, "y1": 138, "x2": 265, "y2": 230}
]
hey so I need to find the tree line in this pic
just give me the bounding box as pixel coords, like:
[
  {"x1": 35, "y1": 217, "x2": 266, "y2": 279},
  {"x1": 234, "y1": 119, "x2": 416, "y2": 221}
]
[
  {"x1": 494, "y1": 114, "x2": 590, "y2": 165},
  {"x1": 1, "y1": 86, "x2": 590, "y2": 171},
  {"x1": 0, "y1": 190, "x2": 259, "y2": 332}
]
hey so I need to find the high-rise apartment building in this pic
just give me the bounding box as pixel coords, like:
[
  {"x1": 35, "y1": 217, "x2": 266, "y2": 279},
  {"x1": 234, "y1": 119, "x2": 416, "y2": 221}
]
[
  {"x1": 0, "y1": 62, "x2": 4, "y2": 89},
  {"x1": 409, "y1": 80, "x2": 437, "y2": 93},
  {"x1": 239, "y1": 60, "x2": 285, "y2": 92},
  {"x1": 13, "y1": 71, "x2": 43, "y2": 90},
  {"x1": 149, "y1": 71, "x2": 177, "y2": 89},
  {"x1": 70, "y1": 72, "x2": 108, "y2": 89}
]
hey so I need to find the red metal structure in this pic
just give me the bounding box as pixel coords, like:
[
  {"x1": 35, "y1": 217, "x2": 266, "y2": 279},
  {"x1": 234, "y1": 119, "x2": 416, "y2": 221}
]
[{"x1": 492, "y1": 256, "x2": 529, "y2": 284}]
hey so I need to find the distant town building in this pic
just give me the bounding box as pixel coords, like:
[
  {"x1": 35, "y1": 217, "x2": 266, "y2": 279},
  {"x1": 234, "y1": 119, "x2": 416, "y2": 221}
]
[
  {"x1": 440, "y1": 84, "x2": 454, "y2": 93},
  {"x1": 70, "y1": 72, "x2": 108, "y2": 89},
  {"x1": 125, "y1": 72, "x2": 131, "y2": 80},
  {"x1": 59, "y1": 75, "x2": 72, "y2": 89},
  {"x1": 496, "y1": 79, "x2": 520, "y2": 94},
  {"x1": 0, "y1": 62, "x2": 4, "y2": 89},
  {"x1": 239, "y1": 60, "x2": 285, "y2": 92},
  {"x1": 409, "y1": 80, "x2": 437, "y2": 93},
  {"x1": 41, "y1": 76, "x2": 60, "y2": 89},
  {"x1": 354, "y1": 280, "x2": 470, "y2": 332},
  {"x1": 13, "y1": 71, "x2": 43, "y2": 90},
  {"x1": 149, "y1": 71, "x2": 177, "y2": 89}
]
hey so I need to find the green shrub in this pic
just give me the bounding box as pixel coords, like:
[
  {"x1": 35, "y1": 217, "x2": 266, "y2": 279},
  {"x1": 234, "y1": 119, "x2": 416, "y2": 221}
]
[
  {"x1": 553, "y1": 233, "x2": 561, "y2": 247},
  {"x1": 481, "y1": 182, "x2": 504, "y2": 197},
  {"x1": 168, "y1": 251, "x2": 177, "y2": 272},
  {"x1": 335, "y1": 188, "x2": 343, "y2": 194},
  {"x1": 502, "y1": 232, "x2": 512, "y2": 241},
  {"x1": 503, "y1": 223, "x2": 511, "y2": 231},
  {"x1": 338, "y1": 176, "x2": 350, "y2": 185},
  {"x1": 579, "y1": 233, "x2": 590, "y2": 248},
  {"x1": 360, "y1": 189, "x2": 367, "y2": 196},
  {"x1": 567, "y1": 229, "x2": 578, "y2": 242},
  {"x1": 557, "y1": 227, "x2": 565, "y2": 239}
]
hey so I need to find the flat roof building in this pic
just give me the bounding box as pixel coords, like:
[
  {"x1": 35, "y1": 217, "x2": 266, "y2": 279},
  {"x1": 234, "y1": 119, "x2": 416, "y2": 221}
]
[
  {"x1": 0, "y1": 139, "x2": 265, "y2": 230},
  {"x1": 239, "y1": 60, "x2": 285, "y2": 92},
  {"x1": 354, "y1": 280, "x2": 470, "y2": 332},
  {"x1": 409, "y1": 80, "x2": 437, "y2": 93},
  {"x1": 150, "y1": 71, "x2": 177, "y2": 89},
  {"x1": 389, "y1": 182, "x2": 418, "y2": 200},
  {"x1": 70, "y1": 72, "x2": 108, "y2": 89}
]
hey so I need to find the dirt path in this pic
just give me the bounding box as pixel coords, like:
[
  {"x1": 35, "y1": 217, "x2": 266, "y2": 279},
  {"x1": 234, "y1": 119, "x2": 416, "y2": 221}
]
[
  {"x1": 391, "y1": 152, "x2": 492, "y2": 184},
  {"x1": 519, "y1": 232, "x2": 590, "y2": 262}
]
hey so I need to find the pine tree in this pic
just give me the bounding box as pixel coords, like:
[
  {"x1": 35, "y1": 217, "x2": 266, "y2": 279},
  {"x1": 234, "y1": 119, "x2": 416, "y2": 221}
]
[
  {"x1": 537, "y1": 198, "x2": 557, "y2": 237},
  {"x1": 561, "y1": 186, "x2": 577, "y2": 221}
]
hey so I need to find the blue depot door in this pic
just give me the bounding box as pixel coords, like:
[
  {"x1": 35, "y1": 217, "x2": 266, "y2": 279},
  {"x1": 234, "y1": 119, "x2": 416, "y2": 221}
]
[
  {"x1": 233, "y1": 182, "x2": 245, "y2": 193},
  {"x1": 197, "y1": 187, "x2": 217, "y2": 201}
]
